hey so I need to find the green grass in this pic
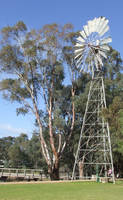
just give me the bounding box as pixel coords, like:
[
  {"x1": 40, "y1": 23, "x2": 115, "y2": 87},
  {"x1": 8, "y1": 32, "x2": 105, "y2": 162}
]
[{"x1": 0, "y1": 181, "x2": 123, "y2": 200}]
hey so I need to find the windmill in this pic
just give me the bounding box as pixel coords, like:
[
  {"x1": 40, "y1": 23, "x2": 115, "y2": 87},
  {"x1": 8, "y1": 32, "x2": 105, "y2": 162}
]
[{"x1": 72, "y1": 17, "x2": 115, "y2": 183}]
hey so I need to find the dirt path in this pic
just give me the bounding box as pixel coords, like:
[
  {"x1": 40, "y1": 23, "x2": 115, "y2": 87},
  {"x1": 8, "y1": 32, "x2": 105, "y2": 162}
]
[{"x1": 0, "y1": 179, "x2": 94, "y2": 185}]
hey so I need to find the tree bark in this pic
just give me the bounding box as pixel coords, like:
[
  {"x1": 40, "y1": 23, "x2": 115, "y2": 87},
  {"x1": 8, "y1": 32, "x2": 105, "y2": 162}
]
[
  {"x1": 79, "y1": 161, "x2": 84, "y2": 179},
  {"x1": 48, "y1": 159, "x2": 60, "y2": 180}
]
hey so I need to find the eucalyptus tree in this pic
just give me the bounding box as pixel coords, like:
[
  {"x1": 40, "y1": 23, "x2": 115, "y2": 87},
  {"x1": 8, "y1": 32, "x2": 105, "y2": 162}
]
[{"x1": 0, "y1": 22, "x2": 75, "y2": 179}]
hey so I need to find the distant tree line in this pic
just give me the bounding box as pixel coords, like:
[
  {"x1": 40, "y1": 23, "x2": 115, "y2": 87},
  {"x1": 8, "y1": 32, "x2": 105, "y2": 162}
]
[
  {"x1": 0, "y1": 21, "x2": 122, "y2": 179},
  {"x1": 0, "y1": 133, "x2": 44, "y2": 169}
]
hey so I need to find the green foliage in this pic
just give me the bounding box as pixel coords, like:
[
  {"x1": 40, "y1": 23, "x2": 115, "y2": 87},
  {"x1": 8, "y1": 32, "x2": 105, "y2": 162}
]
[
  {"x1": 103, "y1": 96, "x2": 123, "y2": 175},
  {"x1": 0, "y1": 133, "x2": 43, "y2": 169},
  {"x1": 104, "y1": 47, "x2": 123, "y2": 105},
  {"x1": 0, "y1": 136, "x2": 15, "y2": 166},
  {"x1": 0, "y1": 78, "x2": 30, "y2": 103},
  {"x1": 103, "y1": 97, "x2": 123, "y2": 134},
  {"x1": 27, "y1": 132, "x2": 42, "y2": 169},
  {"x1": 16, "y1": 107, "x2": 29, "y2": 116}
]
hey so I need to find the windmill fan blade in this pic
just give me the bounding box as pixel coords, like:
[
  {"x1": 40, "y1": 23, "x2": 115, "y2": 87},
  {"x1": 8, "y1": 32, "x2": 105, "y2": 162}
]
[
  {"x1": 75, "y1": 49, "x2": 84, "y2": 54},
  {"x1": 99, "y1": 26, "x2": 109, "y2": 36},
  {"x1": 96, "y1": 17, "x2": 105, "y2": 33},
  {"x1": 98, "y1": 19, "x2": 109, "y2": 36},
  {"x1": 75, "y1": 45, "x2": 85, "y2": 50},
  {"x1": 88, "y1": 20, "x2": 92, "y2": 32},
  {"x1": 76, "y1": 36, "x2": 85, "y2": 43},
  {"x1": 98, "y1": 50, "x2": 107, "y2": 59},
  {"x1": 101, "y1": 45, "x2": 110, "y2": 51},
  {"x1": 76, "y1": 59, "x2": 82, "y2": 68},
  {"x1": 89, "y1": 19, "x2": 95, "y2": 33},
  {"x1": 101, "y1": 37, "x2": 112, "y2": 45},
  {"x1": 95, "y1": 17, "x2": 101, "y2": 32},
  {"x1": 76, "y1": 55, "x2": 83, "y2": 65},
  {"x1": 83, "y1": 25, "x2": 89, "y2": 36},
  {"x1": 93, "y1": 18, "x2": 98, "y2": 32},
  {"x1": 80, "y1": 31, "x2": 87, "y2": 39},
  {"x1": 83, "y1": 63, "x2": 88, "y2": 72},
  {"x1": 75, "y1": 43, "x2": 84, "y2": 48},
  {"x1": 74, "y1": 53, "x2": 82, "y2": 60},
  {"x1": 74, "y1": 16, "x2": 111, "y2": 73},
  {"x1": 74, "y1": 51, "x2": 84, "y2": 60}
]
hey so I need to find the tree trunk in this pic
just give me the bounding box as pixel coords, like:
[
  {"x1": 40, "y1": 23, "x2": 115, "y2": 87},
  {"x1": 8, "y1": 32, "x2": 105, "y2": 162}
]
[
  {"x1": 48, "y1": 161, "x2": 60, "y2": 180},
  {"x1": 50, "y1": 167, "x2": 59, "y2": 180},
  {"x1": 79, "y1": 161, "x2": 84, "y2": 179}
]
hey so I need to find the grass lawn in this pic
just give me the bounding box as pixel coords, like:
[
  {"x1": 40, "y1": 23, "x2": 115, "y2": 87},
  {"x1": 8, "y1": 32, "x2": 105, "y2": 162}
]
[{"x1": 0, "y1": 181, "x2": 123, "y2": 200}]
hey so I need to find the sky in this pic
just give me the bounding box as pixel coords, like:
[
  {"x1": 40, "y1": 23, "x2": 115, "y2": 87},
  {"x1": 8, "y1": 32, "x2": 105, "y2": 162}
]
[{"x1": 0, "y1": 0, "x2": 123, "y2": 138}]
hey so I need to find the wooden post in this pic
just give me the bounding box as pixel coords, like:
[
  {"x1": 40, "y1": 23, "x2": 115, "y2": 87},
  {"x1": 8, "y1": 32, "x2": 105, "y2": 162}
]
[
  {"x1": 16, "y1": 169, "x2": 18, "y2": 177},
  {"x1": 2, "y1": 169, "x2": 3, "y2": 176},
  {"x1": 40, "y1": 171, "x2": 42, "y2": 181},
  {"x1": 24, "y1": 169, "x2": 26, "y2": 177}
]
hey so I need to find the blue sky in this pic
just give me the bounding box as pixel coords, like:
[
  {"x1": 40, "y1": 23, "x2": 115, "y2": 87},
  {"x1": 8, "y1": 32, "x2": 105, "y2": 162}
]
[{"x1": 0, "y1": 0, "x2": 123, "y2": 138}]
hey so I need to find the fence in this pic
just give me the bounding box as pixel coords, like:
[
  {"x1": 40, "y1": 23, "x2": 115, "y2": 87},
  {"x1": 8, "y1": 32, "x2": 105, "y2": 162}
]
[{"x1": 0, "y1": 168, "x2": 72, "y2": 181}]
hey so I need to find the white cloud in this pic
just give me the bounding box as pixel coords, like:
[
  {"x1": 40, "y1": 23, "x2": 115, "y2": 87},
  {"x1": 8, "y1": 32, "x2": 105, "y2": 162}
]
[{"x1": 0, "y1": 123, "x2": 27, "y2": 134}]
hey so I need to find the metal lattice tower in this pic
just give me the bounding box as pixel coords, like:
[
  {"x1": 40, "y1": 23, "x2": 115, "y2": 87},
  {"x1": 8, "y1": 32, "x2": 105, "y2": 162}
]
[
  {"x1": 72, "y1": 17, "x2": 115, "y2": 183},
  {"x1": 72, "y1": 70, "x2": 115, "y2": 182}
]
